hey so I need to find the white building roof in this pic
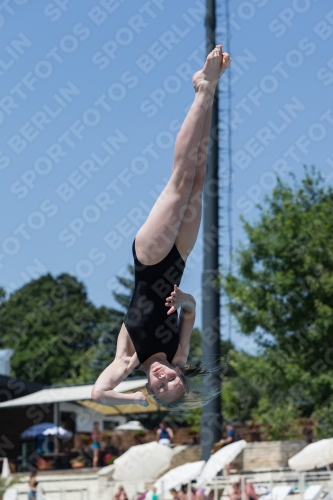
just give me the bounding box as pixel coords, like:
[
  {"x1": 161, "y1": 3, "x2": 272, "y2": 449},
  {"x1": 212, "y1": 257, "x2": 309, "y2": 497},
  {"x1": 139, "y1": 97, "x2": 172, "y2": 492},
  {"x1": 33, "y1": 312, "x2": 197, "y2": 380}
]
[{"x1": 0, "y1": 378, "x2": 147, "y2": 408}]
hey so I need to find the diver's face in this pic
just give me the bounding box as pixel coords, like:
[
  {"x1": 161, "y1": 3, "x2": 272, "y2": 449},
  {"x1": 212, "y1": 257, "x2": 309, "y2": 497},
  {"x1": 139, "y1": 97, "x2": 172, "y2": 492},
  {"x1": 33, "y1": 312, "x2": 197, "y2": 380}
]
[{"x1": 146, "y1": 361, "x2": 186, "y2": 404}]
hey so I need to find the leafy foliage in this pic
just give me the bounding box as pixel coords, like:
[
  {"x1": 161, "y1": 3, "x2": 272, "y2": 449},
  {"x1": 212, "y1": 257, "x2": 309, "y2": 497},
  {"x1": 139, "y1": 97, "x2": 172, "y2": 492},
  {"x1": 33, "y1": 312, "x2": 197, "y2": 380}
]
[
  {"x1": 0, "y1": 273, "x2": 115, "y2": 385},
  {"x1": 0, "y1": 475, "x2": 21, "y2": 499},
  {"x1": 86, "y1": 266, "x2": 134, "y2": 381},
  {"x1": 222, "y1": 171, "x2": 333, "y2": 437}
]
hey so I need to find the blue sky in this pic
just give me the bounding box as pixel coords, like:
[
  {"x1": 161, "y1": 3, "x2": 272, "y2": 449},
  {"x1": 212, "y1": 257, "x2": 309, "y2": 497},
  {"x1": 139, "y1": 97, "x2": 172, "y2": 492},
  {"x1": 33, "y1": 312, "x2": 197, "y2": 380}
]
[{"x1": 1, "y1": 0, "x2": 333, "y2": 353}]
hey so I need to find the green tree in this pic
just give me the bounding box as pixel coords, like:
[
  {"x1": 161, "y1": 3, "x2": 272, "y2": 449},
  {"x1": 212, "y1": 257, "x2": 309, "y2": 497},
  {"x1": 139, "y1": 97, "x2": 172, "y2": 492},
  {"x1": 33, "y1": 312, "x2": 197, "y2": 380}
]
[
  {"x1": 0, "y1": 273, "x2": 113, "y2": 385},
  {"x1": 87, "y1": 322, "x2": 119, "y2": 376},
  {"x1": 222, "y1": 350, "x2": 265, "y2": 422},
  {"x1": 84, "y1": 266, "x2": 134, "y2": 381},
  {"x1": 222, "y1": 171, "x2": 333, "y2": 436}
]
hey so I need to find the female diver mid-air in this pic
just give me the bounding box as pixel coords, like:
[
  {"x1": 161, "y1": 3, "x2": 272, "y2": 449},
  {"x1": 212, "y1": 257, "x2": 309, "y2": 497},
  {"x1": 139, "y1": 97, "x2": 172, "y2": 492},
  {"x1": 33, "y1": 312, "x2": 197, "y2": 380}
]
[{"x1": 92, "y1": 45, "x2": 231, "y2": 409}]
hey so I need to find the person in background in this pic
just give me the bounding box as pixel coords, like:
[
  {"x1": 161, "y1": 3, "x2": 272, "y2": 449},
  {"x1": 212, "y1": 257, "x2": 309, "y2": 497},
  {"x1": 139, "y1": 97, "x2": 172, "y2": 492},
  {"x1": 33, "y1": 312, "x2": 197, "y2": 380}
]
[
  {"x1": 152, "y1": 487, "x2": 158, "y2": 500},
  {"x1": 218, "y1": 423, "x2": 240, "y2": 447},
  {"x1": 204, "y1": 489, "x2": 224, "y2": 500},
  {"x1": 28, "y1": 469, "x2": 38, "y2": 499},
  {"x1": 156, "y1": 420, "x2": 174, "y2": 445},
  {"x1": 216, "y1": 423, "x2": 241, "y2": 475},
  {"x1": 91, "y1": 421, "x2": 101, "y2": 468},
  {"x1": 302, "y1": 426, "x2": 314, "y2": 445},
  {"x1": 113, "y1": 486, "x2": 126, "y2": 500},
  {"x1": 179, "y1": 484, "x2": 196, "y2": 500},
  {"x1": 228, "y1": 479, "x2": 241, "y2": 500},
  {"x1": 227, "y1": 478, "x2": 258, "y2": 500},
  {"x1": 119, "y1": 490, "x2": 129, "y2": 500},
  {"x1": 245, "y1": 482, "x2": 258, "y2": 500},
  {"x1": 170, "y1": 488, "x2": 181, "y2": 500},
  {"x1": 192, "y1": 488, "x2": 204, "y2": 500}
]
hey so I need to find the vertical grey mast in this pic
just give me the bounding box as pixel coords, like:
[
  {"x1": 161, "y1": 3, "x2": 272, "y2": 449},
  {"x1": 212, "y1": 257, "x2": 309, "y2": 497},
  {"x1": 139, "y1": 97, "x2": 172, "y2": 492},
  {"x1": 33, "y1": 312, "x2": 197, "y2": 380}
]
[{"x1": 201, "y1": 0, "x2": 222, "y2": 461}]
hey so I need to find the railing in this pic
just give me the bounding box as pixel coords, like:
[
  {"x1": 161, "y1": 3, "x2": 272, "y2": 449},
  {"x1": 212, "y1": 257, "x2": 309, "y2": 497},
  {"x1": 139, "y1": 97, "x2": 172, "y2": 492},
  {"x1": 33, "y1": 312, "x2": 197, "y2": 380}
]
[
  {"x1": 36, "y1": 484, "x2": 90, "y2": 500},
  {"x1": 7, "y1": 469, "x2": 333, "y2": 500},
  {"x1": 205, "y1": 471, "x2": 333, "y2": 500},
  {"x1": 105, "y1": 470, "x2": 333, "y2": 500}
]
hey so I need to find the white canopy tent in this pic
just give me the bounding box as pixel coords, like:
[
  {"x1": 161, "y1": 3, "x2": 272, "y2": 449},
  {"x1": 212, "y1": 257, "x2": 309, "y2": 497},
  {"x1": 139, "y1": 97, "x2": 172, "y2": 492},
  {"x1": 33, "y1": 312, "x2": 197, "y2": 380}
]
[
  {"x1": 3, "y1": 489, "x2": 17, "y2": 500},
  {"x1": 0, "y1": 379, "x2": 146, "y2": 407},
  {"x1": 1, "y1": 457, "x2": 11, "y2": 479},
  {"x1": 0, "y1": 378, "x2": 170, "y2": 417},
  {"x1": 197, "y1": 440, "x2": 247, "y2": 487},
  {"x1": 288, "y1": 439, "x2": 333, "y2": 471},
  {"x1": 116, "y1": 421, "x2": 147, "y2": 431},
  {"x1": 113, "y1": 442, "x2": 173, "y2": 481},
  {"x1": 154, "y1": 460, "x2": 205, "y2": 494},
  {"x1": 113, "y1": 441, "x2": 173, "y2": 497}
]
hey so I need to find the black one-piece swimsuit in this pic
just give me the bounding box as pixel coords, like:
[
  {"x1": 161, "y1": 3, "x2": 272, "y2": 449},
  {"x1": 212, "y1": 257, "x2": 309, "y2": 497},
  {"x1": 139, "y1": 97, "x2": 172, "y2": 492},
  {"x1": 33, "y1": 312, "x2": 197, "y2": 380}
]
[{"x1": 124, "y1": 240, "x2": 186, "y2": 366}]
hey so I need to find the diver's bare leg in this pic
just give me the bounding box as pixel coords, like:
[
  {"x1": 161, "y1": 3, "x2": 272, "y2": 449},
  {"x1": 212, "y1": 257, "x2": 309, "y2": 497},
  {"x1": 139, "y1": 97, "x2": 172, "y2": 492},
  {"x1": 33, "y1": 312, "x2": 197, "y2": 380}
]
[{"x1": 136, "y1": 46, "x2": 228, "y2": 265}]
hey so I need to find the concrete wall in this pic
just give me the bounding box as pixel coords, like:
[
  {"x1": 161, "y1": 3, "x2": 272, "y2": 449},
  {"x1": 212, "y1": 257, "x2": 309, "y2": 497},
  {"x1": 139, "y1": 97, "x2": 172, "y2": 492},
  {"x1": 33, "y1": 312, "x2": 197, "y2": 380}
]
[
  {"x1": 170, "y1": 445, "x2": 201, "y2": 468},
  {"x1": 13, "y1": 470, "x2": 99, "y2": 499},
  {"x1": 234, "y1": 440, "x2": 306, "y2": 470},
  {"x1": 168, "y1": 441, "x2": 307, "y2": 471}
]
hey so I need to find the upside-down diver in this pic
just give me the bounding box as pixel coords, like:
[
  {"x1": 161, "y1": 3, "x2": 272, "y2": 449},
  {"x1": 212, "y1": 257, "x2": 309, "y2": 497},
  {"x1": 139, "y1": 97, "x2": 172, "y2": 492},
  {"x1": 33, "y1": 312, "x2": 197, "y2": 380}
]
[{"x1": 92, "y1": 45, "x2": 231, "y2": 409}]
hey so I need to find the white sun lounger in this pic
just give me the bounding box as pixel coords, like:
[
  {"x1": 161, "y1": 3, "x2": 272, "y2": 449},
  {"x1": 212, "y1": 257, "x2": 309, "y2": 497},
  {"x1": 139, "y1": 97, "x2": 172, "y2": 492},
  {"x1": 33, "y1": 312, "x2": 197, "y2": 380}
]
[
  {"x1": 304, "y1": 485, "x2": 324, "y2": 500},
  {"x1": 3, "y1": 489, "x2": 18, "y2": 500},
  {"x1": 262, "y1": 485, "x2": 292, "y2": 500}
]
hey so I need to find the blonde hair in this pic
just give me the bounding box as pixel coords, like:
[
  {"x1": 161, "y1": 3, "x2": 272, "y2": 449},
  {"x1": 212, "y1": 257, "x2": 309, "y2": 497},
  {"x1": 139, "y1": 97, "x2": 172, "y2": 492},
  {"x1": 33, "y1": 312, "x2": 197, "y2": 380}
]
[{"x1": 151, "y1": 365, "x2": 223, "y2": 410}]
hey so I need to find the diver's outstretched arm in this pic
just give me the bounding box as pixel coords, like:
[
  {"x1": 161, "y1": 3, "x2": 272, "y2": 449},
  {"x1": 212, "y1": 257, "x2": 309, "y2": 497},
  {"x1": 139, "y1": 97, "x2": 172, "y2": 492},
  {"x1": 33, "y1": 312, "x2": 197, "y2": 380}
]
[
  {"x1": 91, "y1": 355, "x2": 148, "y2": 406},
  {"x1": 91, "y1": 325, "x2": 148, "y2": 406}
]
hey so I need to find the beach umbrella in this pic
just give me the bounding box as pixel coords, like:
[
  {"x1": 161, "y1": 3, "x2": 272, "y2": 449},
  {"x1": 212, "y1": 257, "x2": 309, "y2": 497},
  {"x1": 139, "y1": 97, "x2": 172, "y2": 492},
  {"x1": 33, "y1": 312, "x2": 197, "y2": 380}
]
[
  {"x1": 21, "y1": 423, "x2": 54, "y2": 438},
  {"x1": 43, "y1": 427, "x2": 72, "y2": 438},
  {"x1": 113, "y1": 442, "x2": 173, "y2": 481},
  {"x1": 154, "y1": 461, "x2": 205, "y2": 494},
  {"x1": 21, "y1": 423, "x2": 72, "y2": 439},
  {"x1": 288, "y1": 439, "x2": 333, "y2": 471},
  {"x1": 197, "y1": 440, "x2": 247, "y2": 487},
  {"x1": 115, "y1": 420, "x2": 147, "y2": 431},
  {"x1": 1, "y1": 458, "x2": 11, "y2": 479}
]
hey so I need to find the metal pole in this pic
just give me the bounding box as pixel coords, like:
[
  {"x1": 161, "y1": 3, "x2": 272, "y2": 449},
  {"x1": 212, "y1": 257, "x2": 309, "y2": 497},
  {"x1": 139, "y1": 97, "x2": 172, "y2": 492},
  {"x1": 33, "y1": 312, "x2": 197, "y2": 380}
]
[
  {"x1": 188, "y1": 482, "x2": 192, "y2": 500},
  {"x1": 161, "y1": 481, "x2": 165, "y2": 500},
  {"x1": 300, "y1": 472, "x2": 305, "y2": 500},
  {"x1": 201, "y1": 0, "x2": 222, "y2": 461},
  {"x1": 214, "y1": 480, "x2": 218, "y2": 500},
  {"x1": 225, "y1": 0, "x2": 233, "y2": 342},
  {"x1": 37, "y1": 482, "x2": 41, "y2": 500},
  {"x1": 269, "y1": 473, "x2": 273, "y2": 496},
  {"x1": 241, "y1": 476, "x2": 246, "y2": 500}
]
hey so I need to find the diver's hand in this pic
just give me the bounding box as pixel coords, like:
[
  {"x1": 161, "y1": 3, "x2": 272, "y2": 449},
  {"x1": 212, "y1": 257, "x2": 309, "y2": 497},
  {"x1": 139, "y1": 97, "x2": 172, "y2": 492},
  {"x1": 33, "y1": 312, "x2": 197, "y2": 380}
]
[
  {"x1": 132, "y1": 391, "x2": 149, "y2": 406},
  {"x1": 165, "y1": 285, "x2": 196, "y2": 315}
]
